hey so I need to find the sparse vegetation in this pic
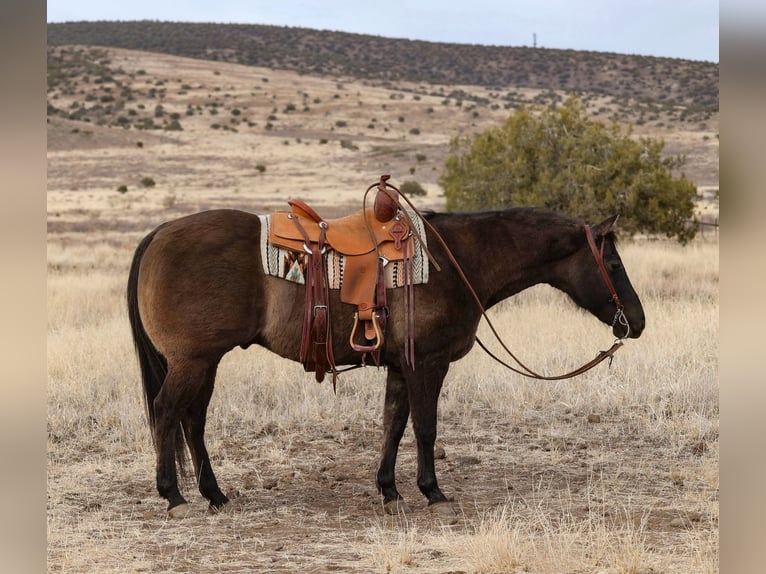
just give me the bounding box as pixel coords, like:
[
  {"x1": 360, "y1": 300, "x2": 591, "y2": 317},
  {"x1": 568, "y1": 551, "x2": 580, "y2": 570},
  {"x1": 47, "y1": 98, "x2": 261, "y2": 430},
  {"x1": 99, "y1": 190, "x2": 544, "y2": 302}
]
[
  {"x1": 46, "y1": 38, "x2": 717, "y2": 574},
  {"x1": 47, "y1": 22, "x2": 718, "y2": 113}
]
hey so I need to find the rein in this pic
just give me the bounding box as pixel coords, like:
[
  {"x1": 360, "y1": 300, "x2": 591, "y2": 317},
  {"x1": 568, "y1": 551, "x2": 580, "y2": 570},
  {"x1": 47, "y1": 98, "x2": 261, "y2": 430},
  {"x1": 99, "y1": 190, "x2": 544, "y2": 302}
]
[{"x1": 367, "y1": 178, "x2": 628, "y2": 380}]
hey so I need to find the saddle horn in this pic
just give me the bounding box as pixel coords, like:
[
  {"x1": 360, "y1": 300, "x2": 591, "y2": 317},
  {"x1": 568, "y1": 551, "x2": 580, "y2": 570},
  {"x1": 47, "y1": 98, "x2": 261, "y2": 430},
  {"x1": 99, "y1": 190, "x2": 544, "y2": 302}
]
[{"x1": 373, "y1": 174, "x2": 398, "y2": 222}]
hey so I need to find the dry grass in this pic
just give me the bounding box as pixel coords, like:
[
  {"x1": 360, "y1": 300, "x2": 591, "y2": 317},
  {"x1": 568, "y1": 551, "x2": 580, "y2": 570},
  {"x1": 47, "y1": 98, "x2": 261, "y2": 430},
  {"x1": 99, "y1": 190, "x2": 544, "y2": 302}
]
[
  {"x1": 47, "y1": 236, "x2": 718, "y2": 573},
  {"x1": 47, "y1": 48, "x2": 717, "y2": 573}
]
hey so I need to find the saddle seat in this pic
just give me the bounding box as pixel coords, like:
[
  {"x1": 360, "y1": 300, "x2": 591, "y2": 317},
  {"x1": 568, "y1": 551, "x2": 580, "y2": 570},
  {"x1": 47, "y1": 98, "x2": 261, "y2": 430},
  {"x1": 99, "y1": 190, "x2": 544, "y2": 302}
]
[{"x1": 270, "y1": 200, "x2": 410, "y2": 259}]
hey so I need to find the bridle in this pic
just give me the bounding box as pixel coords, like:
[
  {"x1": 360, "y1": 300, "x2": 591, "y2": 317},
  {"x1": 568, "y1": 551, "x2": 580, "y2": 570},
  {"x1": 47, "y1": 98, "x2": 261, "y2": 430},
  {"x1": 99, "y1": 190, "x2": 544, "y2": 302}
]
[
  {"x1": 370, "y1": 180, "x2": 630, "y2": 380},
  {"x1": 584, "y1": 223, "x2": 631, "y2": 341}
]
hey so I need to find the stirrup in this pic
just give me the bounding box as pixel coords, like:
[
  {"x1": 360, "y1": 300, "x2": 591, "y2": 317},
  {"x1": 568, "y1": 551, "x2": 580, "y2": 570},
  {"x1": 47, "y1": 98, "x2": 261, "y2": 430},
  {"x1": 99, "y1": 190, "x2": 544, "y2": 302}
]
[{"x1": 349, "y1": 311, "x2": 384, "y2": 353}]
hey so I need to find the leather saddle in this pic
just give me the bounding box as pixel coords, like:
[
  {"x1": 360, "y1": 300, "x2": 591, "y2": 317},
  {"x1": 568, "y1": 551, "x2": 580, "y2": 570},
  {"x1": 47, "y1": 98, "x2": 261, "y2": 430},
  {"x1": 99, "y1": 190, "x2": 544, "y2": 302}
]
[{"x1": 267, "y1": 176, "x2": 416, "y2": 384}]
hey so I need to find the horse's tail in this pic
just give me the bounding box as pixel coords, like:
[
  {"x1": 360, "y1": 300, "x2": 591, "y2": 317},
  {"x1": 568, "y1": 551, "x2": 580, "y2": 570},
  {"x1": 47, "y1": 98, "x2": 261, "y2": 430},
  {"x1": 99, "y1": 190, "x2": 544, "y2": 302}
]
[{"x1": 127, "y1": 227, "x2": 187, "y2": 475}]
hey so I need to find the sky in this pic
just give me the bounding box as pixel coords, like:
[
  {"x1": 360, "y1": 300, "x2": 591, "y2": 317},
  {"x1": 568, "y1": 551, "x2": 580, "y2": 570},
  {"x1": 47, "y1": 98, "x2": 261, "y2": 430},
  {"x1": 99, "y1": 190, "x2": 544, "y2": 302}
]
[{"x1": 46, "y1": 0, "x2": 719, "y2": 63}]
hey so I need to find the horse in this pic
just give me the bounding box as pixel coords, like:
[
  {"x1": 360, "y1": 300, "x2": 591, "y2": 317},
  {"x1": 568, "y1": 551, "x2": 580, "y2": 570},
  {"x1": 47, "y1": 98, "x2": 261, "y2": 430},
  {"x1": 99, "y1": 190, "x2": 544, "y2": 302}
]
[{"x1": 127, "y1": 206, "x2": 645, "y2": 517}]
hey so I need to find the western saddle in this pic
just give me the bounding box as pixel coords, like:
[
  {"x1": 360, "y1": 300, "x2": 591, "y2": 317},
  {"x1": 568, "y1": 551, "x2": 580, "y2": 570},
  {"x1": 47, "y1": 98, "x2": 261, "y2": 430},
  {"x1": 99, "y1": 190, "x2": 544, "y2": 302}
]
[{"x1": 268, "y1": 175, "x2": 422, "y2": 385}]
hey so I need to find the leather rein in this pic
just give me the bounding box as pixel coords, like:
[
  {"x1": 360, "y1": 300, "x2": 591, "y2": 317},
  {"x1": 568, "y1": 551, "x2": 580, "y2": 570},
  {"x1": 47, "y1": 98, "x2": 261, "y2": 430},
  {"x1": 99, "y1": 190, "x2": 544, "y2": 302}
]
[{"x1": 371, "y1": 182, "x2": 630, "y2": 381}]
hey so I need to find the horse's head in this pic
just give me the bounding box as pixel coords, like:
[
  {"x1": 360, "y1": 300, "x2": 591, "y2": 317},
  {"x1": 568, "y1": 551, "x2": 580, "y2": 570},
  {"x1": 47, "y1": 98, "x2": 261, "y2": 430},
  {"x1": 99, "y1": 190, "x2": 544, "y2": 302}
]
[{"x1": 565, "y1": 215, "x2": 645, "y2": 339}]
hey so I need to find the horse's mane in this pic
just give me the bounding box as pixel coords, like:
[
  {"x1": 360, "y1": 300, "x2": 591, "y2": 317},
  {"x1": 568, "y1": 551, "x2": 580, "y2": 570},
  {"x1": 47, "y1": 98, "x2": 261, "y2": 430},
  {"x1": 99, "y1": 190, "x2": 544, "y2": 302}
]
[{"x1": 423, "y1": 207, "x2": 618, "y2": 241}]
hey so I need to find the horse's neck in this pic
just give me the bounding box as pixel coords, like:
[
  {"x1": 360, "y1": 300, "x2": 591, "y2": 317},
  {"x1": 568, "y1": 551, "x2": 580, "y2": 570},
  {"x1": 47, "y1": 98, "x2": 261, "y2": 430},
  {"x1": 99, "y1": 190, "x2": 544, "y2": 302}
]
[{"x1": 435, "y1": 211, "x2": 577, "y2": 309}]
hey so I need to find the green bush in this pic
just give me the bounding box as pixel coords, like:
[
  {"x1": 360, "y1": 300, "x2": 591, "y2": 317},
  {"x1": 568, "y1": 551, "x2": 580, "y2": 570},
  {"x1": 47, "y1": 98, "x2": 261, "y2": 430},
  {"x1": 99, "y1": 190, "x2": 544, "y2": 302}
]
[
  {"x1": 440, "y1": 97, "x2": 699, "y2": 243},
  {"x1": 140, "y1": 176, "x2": 156, "y2": 188},
  {"x1": 399, "y1": 180, "x2": 427, "y2": 197}
]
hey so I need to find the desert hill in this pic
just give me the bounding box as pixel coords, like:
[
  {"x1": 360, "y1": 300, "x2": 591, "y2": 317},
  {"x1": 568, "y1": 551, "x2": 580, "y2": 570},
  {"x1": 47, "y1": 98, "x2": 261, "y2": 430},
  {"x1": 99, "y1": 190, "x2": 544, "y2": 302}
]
[
  {"x1": 47, "y1": 34, "x2": 718, "y2": 231},
  {"x1": 47, "y1": 20, "x2": 718, "y2": 112}
]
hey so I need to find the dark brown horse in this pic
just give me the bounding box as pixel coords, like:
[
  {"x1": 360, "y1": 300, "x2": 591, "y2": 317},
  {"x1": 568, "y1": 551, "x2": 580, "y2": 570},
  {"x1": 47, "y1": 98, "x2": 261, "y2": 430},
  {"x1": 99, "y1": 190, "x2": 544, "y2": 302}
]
[{"x1": 127, "y1": 206, "x2": 645, "y2": 517}]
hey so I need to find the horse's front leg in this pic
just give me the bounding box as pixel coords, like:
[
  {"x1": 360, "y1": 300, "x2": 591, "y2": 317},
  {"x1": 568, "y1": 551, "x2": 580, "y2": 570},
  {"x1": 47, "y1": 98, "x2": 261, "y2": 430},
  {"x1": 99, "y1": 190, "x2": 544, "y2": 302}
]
[
  {"x1": 376, "y1": 367, "x2": 411, "y2": 514},
  {"x1": 406, "y1": 357, "x2": 453, "y2": 513}
]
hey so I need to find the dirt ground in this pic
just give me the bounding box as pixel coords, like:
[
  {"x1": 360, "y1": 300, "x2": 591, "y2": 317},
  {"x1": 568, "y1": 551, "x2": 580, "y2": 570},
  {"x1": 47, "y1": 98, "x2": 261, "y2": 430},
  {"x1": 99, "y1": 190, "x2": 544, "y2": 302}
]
[{"x1": 47, "y1": 391, "x2": 718, "y2": 572}]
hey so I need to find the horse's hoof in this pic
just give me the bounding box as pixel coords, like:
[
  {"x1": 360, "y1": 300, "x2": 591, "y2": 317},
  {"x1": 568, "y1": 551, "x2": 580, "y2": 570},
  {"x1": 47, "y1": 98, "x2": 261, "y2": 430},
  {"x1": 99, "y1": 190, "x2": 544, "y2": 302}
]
[
  {"x1": 428, "y1": 501, "x2": 458, "y2": 524},
  {"x1": 383, "y1": 499, "x2": 411, "y2": 516},
  {"x1": 167, "y1": 502, "x2": 190, "y2": 519},
  {"x1": 208, "y1": 500, "x2": 230, "y2": 515}
]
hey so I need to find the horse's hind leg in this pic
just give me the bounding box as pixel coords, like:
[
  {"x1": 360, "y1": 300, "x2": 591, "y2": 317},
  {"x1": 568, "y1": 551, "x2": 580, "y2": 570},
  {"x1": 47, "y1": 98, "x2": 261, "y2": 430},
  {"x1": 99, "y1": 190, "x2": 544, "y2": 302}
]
[
  {"x1": 153, "y1": 359, "x2": 209, "y2": 516},
  {"x1": 182, "y1": 363, "x2": 229, "y2": 512},
  {"x1": 376, "y1": 367, "x2": 411, "y2": 514}
]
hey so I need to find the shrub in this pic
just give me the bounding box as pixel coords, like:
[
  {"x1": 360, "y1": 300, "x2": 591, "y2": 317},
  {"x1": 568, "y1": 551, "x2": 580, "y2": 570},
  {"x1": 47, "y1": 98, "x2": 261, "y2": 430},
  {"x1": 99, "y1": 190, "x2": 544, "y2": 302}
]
[
  {"x1": 399, "y1": 180, "x2": 427, "y2": 197},
  {"x1": 140, "y1": 176, "x2": 156, "y2": 188},
  {"x1": 116, "y1": 185, "x2": 128, "y2": 193},
  {"x1": 440, "y1": 97, "x2": 699, "y2": 243}
]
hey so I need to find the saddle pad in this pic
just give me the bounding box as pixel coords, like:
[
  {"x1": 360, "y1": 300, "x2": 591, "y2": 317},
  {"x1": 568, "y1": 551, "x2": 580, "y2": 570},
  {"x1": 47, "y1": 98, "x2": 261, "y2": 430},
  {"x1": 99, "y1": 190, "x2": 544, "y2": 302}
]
[{"x1": 259, "y1": 213, "x2": 429, "y2": 289}]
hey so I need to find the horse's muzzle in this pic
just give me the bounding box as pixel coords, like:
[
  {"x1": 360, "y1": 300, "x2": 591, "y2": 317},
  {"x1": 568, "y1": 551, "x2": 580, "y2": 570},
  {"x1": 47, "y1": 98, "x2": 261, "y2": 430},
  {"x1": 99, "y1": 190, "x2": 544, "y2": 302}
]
[
  {"x1": 611, "y1": 307, "x2": 644, "y2": 339},
  {"x1": 614, "y1": 316, "x2": 644, "y2": 339}
]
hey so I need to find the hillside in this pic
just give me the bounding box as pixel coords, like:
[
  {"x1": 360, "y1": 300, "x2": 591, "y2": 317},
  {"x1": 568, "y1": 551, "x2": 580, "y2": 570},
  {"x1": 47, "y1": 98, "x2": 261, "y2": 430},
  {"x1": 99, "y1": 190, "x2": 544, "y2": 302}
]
[
  {"x1": 46, "y1": 45, "x2": 719, "y2": 241},
  {"x1": 47, "y1": 21, "x2": 718, "y2": 114}
]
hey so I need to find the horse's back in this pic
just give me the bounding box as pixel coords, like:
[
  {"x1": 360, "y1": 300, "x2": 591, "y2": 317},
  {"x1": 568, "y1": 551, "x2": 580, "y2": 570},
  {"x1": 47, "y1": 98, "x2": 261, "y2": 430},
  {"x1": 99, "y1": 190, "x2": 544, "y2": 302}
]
[{"x1": 136, "y1": 210, "x2": 266, "y2": 360}]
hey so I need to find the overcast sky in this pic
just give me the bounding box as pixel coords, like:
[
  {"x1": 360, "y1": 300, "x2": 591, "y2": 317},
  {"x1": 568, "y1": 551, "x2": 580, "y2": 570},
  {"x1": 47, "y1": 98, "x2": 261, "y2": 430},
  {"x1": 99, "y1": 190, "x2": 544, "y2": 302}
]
[{"x1": 46, "y1": 0, "x2": 719, "y2": 63}]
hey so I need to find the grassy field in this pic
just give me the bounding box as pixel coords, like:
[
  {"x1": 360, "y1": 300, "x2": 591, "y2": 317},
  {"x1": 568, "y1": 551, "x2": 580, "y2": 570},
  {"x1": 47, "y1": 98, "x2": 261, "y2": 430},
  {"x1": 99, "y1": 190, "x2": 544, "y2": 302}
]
[
  {"x1": 47, "y1": 47, "x2": 718, "y2": 573},
  {"x1": 47, "y1": 234, "x2": 718, "y2": 573}
]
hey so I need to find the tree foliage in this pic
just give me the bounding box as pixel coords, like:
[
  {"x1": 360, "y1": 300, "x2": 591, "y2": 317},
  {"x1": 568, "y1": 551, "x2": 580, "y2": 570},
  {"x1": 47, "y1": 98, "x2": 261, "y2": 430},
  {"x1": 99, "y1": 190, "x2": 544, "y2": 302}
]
[{"x1": 440, "y1": 97, "x2": 700, "y2": 243}]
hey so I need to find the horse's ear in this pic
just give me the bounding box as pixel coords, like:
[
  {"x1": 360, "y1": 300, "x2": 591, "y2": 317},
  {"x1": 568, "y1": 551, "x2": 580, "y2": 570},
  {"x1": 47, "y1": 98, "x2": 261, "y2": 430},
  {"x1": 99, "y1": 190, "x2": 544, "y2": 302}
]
[{"x1": 592, "y1": 214, "x2": 619, "y2": 237}]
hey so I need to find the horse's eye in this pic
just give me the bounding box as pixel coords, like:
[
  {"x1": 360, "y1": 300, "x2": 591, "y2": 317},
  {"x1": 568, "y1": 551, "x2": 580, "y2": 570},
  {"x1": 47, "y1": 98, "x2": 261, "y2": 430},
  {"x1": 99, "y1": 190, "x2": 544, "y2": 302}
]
[{"x1": 607, "y1": 260, "x2": 622, "y2": 273}]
